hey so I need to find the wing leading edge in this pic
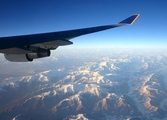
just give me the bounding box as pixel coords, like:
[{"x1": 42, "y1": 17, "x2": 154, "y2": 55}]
[{"x1": 0, "y1": 14, "x2": 140, "y2": 62}]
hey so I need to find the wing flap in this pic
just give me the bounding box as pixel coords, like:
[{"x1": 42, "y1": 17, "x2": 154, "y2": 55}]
[{"x1": 31, "y1": 40, "x2": 73, "y2": 50}]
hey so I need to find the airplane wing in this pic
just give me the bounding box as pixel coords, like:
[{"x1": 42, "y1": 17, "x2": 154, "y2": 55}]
[{"x1": 0, "y1": 14, "x2": 140, "y2": 62}]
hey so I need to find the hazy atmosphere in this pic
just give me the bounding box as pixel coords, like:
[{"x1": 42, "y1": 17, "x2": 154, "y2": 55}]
[{"x1": 0, "y1": 0, "x2": 167, "y2": 120}]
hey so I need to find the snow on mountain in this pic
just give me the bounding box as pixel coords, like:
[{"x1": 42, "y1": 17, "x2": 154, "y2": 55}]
[
  {"x1": 0, "y1": 48, "x2": 167, "y2": 120},
  {"x1": 127, "y1": 52, "x2": 167, "y2": 118},
  {"x1": 64, "y1": 113, "x2": 89, "y2": 120}
]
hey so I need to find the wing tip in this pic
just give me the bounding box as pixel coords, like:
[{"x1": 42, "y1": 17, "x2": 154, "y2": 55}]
[
  {"x1": 119, "y1": 14, "x2": 140, "y2": 25},
  {"x1": 130, "y1": 14, "x2": 140, "y2": 25}
]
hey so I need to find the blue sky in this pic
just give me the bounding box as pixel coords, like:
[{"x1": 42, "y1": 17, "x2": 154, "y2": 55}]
[{"x1": 0, "y1": 0, "x2": 167, "y2": 48}]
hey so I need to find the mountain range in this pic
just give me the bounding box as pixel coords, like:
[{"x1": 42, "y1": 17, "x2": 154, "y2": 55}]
[{"x1": 0, "y1": 48, "x2": 167, "y2": 120}]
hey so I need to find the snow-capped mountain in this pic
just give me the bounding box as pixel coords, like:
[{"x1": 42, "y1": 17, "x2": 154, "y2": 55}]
[{"x1": 0, "y1": 48, "x2": 167, "y2": 120}]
